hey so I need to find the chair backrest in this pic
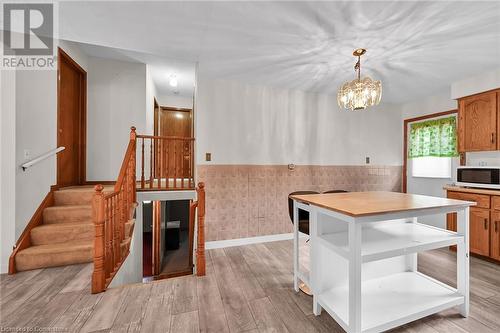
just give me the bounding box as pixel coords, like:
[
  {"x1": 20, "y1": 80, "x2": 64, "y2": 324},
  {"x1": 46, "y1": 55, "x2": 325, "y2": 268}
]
[
  {"x1": 288, "y1": 191, "x2": 320, "y2": 223},
  {"x1": 323, "y1": 189, "x2": 349, "y2": 194}
]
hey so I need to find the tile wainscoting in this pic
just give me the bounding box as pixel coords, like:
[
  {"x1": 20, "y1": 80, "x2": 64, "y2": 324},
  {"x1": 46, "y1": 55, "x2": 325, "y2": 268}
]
[{"x1": 197, "y1": 165, "x2": 402, "y2": 241}]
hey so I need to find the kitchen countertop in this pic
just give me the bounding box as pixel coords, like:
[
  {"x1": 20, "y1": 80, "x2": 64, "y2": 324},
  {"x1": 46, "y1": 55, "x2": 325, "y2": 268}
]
[
  {"x1": 444, "y1": 185, "x2": 500, "y2": 196},
  {"x1": 290, "y1": 191, "x2": 474, "y2": 217}
]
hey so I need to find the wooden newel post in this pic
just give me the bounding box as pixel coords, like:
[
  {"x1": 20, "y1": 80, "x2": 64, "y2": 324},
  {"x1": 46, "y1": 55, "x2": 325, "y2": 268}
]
[
  {"x1": 130, "y1": 126, "x2": 137, "y2": 204},
  {"x1": 196, "y1": 182, "x2": 206, "y2": 276},
  {"x1": 92, "y1": 185, "x2": 106, "y2": 294}
]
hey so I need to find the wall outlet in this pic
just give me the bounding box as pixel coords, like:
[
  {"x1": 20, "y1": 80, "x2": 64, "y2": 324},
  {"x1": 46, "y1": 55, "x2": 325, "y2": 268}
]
[
  {"x1": 365, "y1": 156, "x2": 370, "y2": 164},
  {"x1": 205, "y1": 153, "x2": 211, "y2": 162},
  {"x1": 24, "y1": 149, "x2": 31, "y2": 160}
]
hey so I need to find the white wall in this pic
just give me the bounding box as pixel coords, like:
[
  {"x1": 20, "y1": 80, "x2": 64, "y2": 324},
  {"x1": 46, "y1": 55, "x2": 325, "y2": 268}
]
[
  {"x1": 195, "y1": 78, "x2": 402, "y2": 166},
  {"x1": 0, "y1": 69, "x2": 17, "y2": 273},
  {"x1": 451, "y1": 68, "x2": 500, "y2": 100},
  {"x1": 0, "y1": 40, "x2": 89, "y2": 272},
  {"x1": 145, "y1": 65, "x2": 157, "y2": 135},
  {"x1": 87, "y1": 57, "x2": 147, "y2": 180},
  {"x1": 14, "y1": 41, "x2": 89, "y2": 239},
  {"x1": 15, "y1": 69, "x2": 58, "y2": 237},
  {"x1": 158, "y1": 94, "x2": 193, "y2": 109}
]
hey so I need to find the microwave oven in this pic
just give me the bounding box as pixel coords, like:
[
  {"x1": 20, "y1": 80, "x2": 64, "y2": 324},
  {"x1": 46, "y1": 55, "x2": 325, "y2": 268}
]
[{"x1": 456, "y1": 166, "x2": 500, "y2": 190}]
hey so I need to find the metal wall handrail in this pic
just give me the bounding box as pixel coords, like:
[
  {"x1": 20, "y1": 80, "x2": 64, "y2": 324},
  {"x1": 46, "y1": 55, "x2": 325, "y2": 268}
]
[{"x1": 21, "y1": 147, "x2": 65, "y2": 171}]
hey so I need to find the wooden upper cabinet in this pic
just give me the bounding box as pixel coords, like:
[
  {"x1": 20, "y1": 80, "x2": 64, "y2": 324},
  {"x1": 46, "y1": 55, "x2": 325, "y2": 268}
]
[{"x1": 458, "y1": 91, "x2": 498, "y2": 152}]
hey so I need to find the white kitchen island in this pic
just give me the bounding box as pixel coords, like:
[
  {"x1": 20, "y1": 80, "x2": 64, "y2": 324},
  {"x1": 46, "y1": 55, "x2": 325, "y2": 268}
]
[{"x1": 290, "y1": 191, "x2": 474, "y2": 333}]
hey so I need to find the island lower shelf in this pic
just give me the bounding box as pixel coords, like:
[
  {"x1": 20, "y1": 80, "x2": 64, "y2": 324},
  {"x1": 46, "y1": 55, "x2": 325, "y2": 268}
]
[
  {"x1": 317, "y1": 221, "x2": 463, "y2": 263},
  {"x1": 317, "y1": 271, "x2": 464, "y2": 333}
]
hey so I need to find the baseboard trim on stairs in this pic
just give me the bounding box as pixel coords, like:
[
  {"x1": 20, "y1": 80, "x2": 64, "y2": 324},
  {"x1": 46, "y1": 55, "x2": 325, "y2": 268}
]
[{"x1": 205, "y1": 232, "x2": 304, "y2": 250}]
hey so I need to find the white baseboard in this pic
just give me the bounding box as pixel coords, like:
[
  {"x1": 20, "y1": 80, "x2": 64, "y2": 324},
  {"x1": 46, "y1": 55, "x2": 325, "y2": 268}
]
[{"x1": 206, "y1": 233, "x2": 296, "y2": 250}]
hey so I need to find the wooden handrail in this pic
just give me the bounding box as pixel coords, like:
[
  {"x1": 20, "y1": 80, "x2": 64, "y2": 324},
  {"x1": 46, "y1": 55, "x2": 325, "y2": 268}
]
[
  {"x1": 92, "y1": 127, "x2": 137, "y2": 294},
  {"x1": 137, "y1": 134, "x2": 195, "y2": 141}
]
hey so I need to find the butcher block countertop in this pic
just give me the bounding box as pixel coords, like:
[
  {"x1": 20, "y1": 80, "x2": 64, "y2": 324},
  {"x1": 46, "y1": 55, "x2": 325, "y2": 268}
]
[
  {"x1": 290, "y1": 191, "x2": 475, "y2": 217},
  {"x1": 443, "y1": 185, "x2": 500, "y2": 196}
]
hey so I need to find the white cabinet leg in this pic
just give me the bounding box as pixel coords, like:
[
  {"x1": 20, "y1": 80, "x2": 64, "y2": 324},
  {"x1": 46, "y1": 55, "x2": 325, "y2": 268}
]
[
  {"x1": 313, "y1": 295, "x2": 322, "y2": 316},
  {"x1": 293, "y1": 200, "x2": 299, "y2": 292},
  {"x1": 405, "y1": 217, "x2": 418, "y2": 272},
  {"x1": 311, "y1": 207, "x2": 321, "y2": 315},
  {"x1": 348, "y1": 222, "x2": 362, "y2": 333},
  {"x1": 457, "y1": 207, "x2": 470, "y2": 317}
]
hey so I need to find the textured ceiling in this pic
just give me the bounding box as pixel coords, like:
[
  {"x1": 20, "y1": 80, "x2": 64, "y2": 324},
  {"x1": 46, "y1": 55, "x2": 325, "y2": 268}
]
[
  {"x1": 72, "y1": 41, "x2": 195, "y2": 97},
  {"x1": 59, "y1": 1, "x2": 500, "y2": 103}
]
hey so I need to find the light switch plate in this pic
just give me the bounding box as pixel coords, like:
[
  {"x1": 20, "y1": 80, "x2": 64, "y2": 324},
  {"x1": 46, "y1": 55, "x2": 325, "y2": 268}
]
[
  {"x1": 205, "y1": 153, "x2": 212, "y2": 162},
  {"x1": 365, "y1": 156, "x2": 370, "y2": 164},
  {"x1": 24, "y1": 149, "x2": 30, "y2": 160}
]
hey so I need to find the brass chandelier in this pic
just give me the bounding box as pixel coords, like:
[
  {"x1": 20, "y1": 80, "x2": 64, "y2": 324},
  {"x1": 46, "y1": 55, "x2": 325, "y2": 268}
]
[{"x1": 337, "y1": 48, "x2": 382, "y2": 110}]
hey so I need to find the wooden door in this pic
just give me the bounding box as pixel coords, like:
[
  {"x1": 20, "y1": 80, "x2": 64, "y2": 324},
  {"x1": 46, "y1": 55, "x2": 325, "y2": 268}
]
[
  {"x1": 157, "y1": 108, "x2": 193, "y2": 179},
  {"x1": 458, "y1": 91, "x2": 497, "y2": 151},
  {"x1": 491, "y1": 211, "x2": 500, "y2": 261},
  {"x1": 469, "y1": 207, "x2": 490, "y2": 256},
  {"x1": 57, "y1": 48, "x2": 86, "y2": 186}
]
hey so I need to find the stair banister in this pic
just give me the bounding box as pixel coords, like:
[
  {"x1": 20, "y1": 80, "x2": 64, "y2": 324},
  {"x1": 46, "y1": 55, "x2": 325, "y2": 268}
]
[{"x1": 92, "y1": 127, "x2": 137, "y2": 294}]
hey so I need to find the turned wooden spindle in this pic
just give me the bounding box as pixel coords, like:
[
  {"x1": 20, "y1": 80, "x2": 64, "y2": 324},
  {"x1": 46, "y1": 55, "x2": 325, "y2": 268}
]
[
  {"x1": 149, "y1": 139, "x2": 153, "y2": 189},
  {"x1": 141, "y1": 138, "x2": 145, "y2": 189},
  {"x1": 92, "y1": 185, "x2": 106, "y2": 294},
  {"x1": 196, "y1": 182, "x2": 206, "y2": 276}
]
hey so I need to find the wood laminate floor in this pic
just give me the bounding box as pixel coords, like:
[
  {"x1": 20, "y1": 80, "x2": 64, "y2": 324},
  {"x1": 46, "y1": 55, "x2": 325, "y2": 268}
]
[{"x1": 1, "y1": 240, "x2": 500, "y2": 333}]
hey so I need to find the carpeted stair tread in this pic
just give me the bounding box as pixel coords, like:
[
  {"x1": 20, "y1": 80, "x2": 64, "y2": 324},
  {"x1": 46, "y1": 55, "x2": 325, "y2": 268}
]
[
  {"x1": 15, "y1": 240, "x2": 93, "y2": 271},
  {"x1": 43, "y1": 205, "x2": 92, "y2": 224},
  {"x1": 30, "y1": 221, "x2": 94, "y2": 246},
  {"x1": 54, "y1": 189, "x2": 94, "y2": 206}
]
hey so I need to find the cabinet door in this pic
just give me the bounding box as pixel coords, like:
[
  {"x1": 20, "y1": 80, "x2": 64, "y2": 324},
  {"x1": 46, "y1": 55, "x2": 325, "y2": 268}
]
[
  {"x1": 470, "y1": 208, "x2": 490, "y2": 256},
  {"x1": 458, "y1": 91, "x2": 497, "y2": 151},
  {"x1": 491, "y1": 211, "x2": 500, "y2": 260}
]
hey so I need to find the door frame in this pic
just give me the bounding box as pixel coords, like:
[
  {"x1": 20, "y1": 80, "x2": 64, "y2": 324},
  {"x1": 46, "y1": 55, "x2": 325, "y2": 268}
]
[
  {"x1": 402, "y1": 109, "x2": 459, "y2": 193},
  {"x1": 152, "y1": 201, "x2": 162, "y2": 276},
  {"x1": 57, "y1": 47, "x2": 87, "y2": 186}
]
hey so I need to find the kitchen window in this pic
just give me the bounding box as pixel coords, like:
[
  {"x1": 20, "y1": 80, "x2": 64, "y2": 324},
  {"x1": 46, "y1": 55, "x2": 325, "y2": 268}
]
[{"x1": 409, "y1": 116, "x2": 458, "y2": 178}]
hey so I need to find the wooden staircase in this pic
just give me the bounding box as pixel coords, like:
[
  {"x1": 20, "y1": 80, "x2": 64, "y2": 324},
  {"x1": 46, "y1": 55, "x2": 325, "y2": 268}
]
[
  {"x1": 9, "y1": 127, "x2": 205, "y2": 294},
  {"x1": 11, "y1": 187, "x2": 97, "y2": 272}
]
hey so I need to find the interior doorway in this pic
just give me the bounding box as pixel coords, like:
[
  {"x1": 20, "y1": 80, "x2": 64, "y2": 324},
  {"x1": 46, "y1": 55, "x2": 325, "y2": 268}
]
[
  {"x1": 57, "y1": 48, "x2": 87, "y2": 186},
  {"x1": 143, "y1": 199, "x2": 194, "y2": 280},
  {"x1": 154, "y1": 106, "x2": 194, "y2": 179}
]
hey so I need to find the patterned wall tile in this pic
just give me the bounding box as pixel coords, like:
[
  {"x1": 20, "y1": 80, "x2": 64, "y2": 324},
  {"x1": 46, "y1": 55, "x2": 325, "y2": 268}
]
[{"x1": 197, "y1": 164, "x2": 402, "y2": 241}]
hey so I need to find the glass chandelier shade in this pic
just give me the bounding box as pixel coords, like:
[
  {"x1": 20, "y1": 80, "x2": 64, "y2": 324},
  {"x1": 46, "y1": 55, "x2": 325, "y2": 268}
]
[{"x1": 337, "y1": 49, "x2": 382, "y2": 111}]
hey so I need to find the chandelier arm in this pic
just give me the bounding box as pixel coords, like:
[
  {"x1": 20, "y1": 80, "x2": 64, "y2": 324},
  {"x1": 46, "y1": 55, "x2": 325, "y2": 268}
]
[{"x1": 354, "y1": 56, "x2": 361, "y2": 81}]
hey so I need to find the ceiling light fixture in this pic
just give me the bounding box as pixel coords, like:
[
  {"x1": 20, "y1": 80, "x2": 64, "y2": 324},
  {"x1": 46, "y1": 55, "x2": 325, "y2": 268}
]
[
  {"x1": 169, "y1": 75, "x2": 178, "y2": 87},
  {"x1": 337, "y1": 48, "x2": 382, "y2": 111}
]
